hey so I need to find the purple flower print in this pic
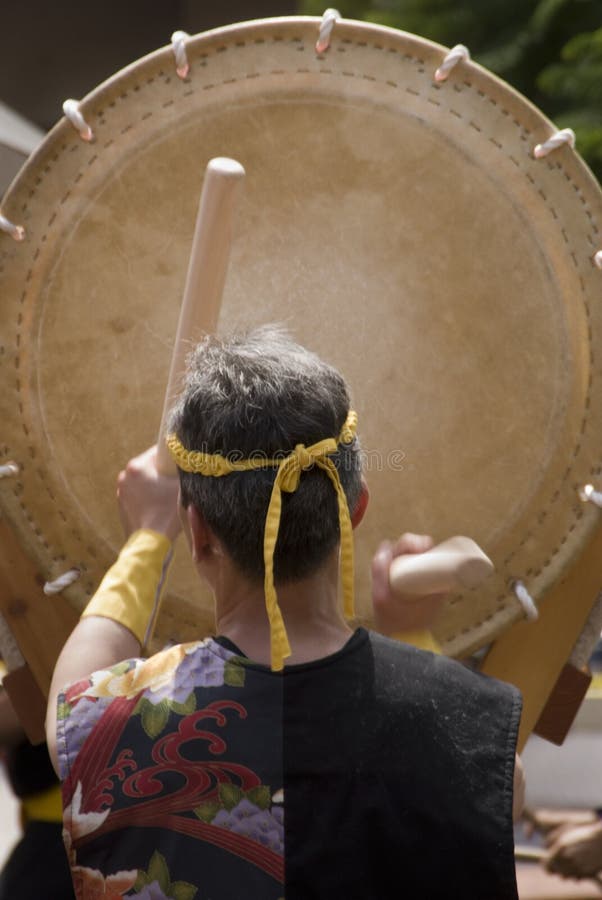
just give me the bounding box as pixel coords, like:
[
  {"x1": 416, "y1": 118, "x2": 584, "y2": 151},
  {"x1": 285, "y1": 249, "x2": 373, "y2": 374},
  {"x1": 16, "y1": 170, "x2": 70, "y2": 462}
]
[
  {"x1": 210, "y1": 797, "x2": 284, "y2": 856},
  {"x1": 59, "y1": 696, "x2": 112, "y2": 777},
  {"x1": 148, "y1": 642, "x2": 227, "y2": 705},
  {"x1": 134, "y1": 880, "x2": 172, "y2": 899}
]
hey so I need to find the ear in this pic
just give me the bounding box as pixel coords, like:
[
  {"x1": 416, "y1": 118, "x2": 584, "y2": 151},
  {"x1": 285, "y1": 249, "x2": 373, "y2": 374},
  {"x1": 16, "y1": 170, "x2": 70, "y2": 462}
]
[
  {"x1": 351, "y1": 478, "x2": 369, "y2": 529},
  {"x1": 187, "y1": 504, "x2": 217, "y2": 563}
]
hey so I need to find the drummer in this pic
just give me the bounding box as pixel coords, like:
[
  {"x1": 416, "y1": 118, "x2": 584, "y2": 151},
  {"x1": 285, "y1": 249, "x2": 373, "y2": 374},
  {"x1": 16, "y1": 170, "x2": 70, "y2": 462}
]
[{"x1": 46, "y1": 326, "x2": 524, "y2": 899}]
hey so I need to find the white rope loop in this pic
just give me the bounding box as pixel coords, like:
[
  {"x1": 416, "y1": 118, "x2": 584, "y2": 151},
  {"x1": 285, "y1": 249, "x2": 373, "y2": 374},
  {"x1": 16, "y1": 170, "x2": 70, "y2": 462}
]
[
  {"x1": 434, "y1": 44, "x2": 471, "y2": 83},
  {"x1": 316, "y1": 8, "x2": 341, "y2": 54},
  {"x1": 0, "y1": 462, "x2": 19, "y2": 478},
  {"x1": 579, "y1": 483, "x2": 602, "y2": 509},
  {"x1": 513, "y1": 580, "x2": 539, "y2": 622},
  {"x1": 63, "y1": 99, "x2": 94, "y2": 142},
  {"x1": 594, "y1": 250, "x2": 602, "y2": 270},
  {"x1": 533, "y1": 127, "x2": 575, "y2": 159},
  {"x1": 43, "y1": 567, "x2": 81, "y2": 596},
  {"x1": 0, "y1": 213, "x2": 25, "y2": 242},
  {"x1": 171, "y1": 30, "x2": 191, "y2": 79}
]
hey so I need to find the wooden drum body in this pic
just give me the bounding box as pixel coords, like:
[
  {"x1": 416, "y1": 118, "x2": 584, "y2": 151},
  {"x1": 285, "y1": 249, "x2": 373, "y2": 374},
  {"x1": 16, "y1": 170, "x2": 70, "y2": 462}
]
[{"x1": 1, "y1": 17, "x2": 601, "y2": 661}]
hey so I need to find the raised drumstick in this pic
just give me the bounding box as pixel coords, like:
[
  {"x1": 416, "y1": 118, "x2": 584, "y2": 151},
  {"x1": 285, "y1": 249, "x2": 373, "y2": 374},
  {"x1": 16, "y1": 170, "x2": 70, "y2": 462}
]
[
  {"x1": 389, "y1": 536, "x2": 494, "y2": 596},
  {"x1": 156, "y1": 157, "x2": 245, "y2": 475}
]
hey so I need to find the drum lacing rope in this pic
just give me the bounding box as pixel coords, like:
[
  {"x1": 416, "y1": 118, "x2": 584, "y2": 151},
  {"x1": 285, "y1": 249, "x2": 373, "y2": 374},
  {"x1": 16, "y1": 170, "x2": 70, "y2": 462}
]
[
  {"x1": 0, "y1": 213, "x2": 25, "y2": 242},
  {"x1": 63, "y1": 99, "x2": 94, "y2": 142},
  {"x1": 0, "y1": 462, "x2": 19, "y2": 478},
  {"x1": 594, "y1": 251, "x2": 602, "y2": 270},
  {"x1": 171, "y1": 31, "x2": 191, "y2": 79},
  {"x1": 513, "y1": 580, "x2": 539, "y2": 621},
  {"x1": 533, "y1": 128, "x2": 575, "y2": 159},
  {"x1": 316, "y1": 8, "x2": 341, "y2": 53},
  {"x1": 579, "y1": 483, "x2": 602, "y2": 509},
  {"x1": 434, "y1": 44, "x2": 470, "y2": 83},
  {"x1": 43, "y1": 568, "x2": 81, "y2": 596}
]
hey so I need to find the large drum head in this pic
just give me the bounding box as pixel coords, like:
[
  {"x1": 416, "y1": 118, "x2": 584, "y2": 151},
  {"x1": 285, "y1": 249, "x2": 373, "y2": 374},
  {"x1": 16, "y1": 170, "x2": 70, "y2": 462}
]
[{"x1": 1, "y1": 17, "x2": 601, "y2": 656}]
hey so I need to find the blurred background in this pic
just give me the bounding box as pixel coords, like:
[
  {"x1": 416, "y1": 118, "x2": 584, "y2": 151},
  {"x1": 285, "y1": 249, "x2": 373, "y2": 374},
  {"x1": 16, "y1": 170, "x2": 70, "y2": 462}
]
[{"x1": 1, "y1": 0, "x2": 602, "y2": 895}]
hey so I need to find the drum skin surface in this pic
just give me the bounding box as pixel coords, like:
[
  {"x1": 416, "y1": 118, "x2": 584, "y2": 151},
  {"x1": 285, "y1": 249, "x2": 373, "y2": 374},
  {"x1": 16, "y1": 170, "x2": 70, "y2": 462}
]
[{"x1": 1, "y1": 17, "x2": 601, "y2": 656}]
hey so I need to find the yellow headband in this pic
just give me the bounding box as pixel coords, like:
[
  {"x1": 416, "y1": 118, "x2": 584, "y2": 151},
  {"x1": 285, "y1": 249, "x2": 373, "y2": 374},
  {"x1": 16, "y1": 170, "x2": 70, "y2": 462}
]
[{"x1": 166, "y1": 410, "x2": 358, "y2": 671}]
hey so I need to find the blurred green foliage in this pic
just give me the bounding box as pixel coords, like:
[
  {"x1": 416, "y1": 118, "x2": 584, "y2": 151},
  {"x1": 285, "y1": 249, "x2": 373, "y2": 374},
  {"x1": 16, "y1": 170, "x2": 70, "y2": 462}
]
[{"x1": 300, "y1": 0, "x2": 602, "y2": 181}]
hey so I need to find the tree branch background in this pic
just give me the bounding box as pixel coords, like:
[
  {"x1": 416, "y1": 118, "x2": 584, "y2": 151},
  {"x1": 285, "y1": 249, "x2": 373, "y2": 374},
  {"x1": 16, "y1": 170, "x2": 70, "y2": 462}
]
[{"x1": 301, "y1": 0, "x2": 602, "y2": 182}]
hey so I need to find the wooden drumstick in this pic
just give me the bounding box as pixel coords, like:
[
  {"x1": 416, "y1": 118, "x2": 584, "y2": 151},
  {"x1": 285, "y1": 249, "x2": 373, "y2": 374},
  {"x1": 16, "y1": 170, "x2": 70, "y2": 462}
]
[
  {"x1": 389, "y1": 536, "x2": 494, "y2": 595},
  {"x1": 156, "y1": 157, "x2": 245, "y2": 475}
]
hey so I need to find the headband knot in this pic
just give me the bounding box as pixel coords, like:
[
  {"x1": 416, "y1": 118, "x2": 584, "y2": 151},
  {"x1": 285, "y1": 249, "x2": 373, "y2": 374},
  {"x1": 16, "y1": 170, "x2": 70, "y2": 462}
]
[
  {"x1": 167, "y1": 410, "x2": 358, "y2": 671},
  {"x1": 293, "y1": 443, "x2": 314, "y2": 472},
  {"x1": 279, "y1": 439, "x2": 338, "y2": 493}
]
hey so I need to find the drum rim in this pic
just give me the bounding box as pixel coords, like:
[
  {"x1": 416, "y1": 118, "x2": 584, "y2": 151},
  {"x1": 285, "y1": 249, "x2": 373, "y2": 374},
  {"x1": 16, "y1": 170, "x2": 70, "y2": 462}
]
[{"x1": 1, "y1": 15, "x2": 601, "y2": 656}]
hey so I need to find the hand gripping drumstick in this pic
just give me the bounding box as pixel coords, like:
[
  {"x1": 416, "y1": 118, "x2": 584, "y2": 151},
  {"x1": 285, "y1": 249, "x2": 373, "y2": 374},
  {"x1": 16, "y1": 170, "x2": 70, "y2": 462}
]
[
  {"x1": 156, "y1": 157, "x2": 246, "y2": 476},
  {"x1": 389, "y1": 536, "x2": 494, "y2": 595}
]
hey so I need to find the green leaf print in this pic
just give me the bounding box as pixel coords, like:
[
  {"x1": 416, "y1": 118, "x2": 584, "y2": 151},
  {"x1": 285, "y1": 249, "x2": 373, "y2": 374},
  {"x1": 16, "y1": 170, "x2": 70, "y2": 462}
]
[
  {"x1": 56, "y1": 701, "x2": 71, "y2": 720},
  {"x1": 246, "y1": 785, "x2": 272, "y2": 810},
  {"x1": 170, "y1": 881, "x2": 197, "y2": 900},
  {"x1": 169, "y1": 692, "x2": 197, "y2": 716},
  {"x1": 224, "y1": 660, "x2": 245, "y2": 687},
  {"x1": 135, "y1": 851, "x2": 198, "y2": 899},
  {"x1": 109, "y1": 660, "x2": 132, "y2": 676},
  {"x1": 219, "y1": 782, "x2": 244, "y2": 810},
  {"x1": 147, "y1": 850, "x2": 170, "y2": 894},
  {"x1": 133, "y1": 696, "x2": 145, "y2": 715},
  {"x1": 140, "y1": 699, "x2": 170, "y2": 739},
  {"x1": 134, "y1": 871, "x2": 150, "y2": 892},
  {"x1": 194, "y1": 800, "x2": 221, "y2": 823}
]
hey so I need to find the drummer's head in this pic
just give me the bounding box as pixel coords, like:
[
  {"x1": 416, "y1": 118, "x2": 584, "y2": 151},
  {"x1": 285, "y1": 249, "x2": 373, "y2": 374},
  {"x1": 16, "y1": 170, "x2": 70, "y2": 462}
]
[{"x1": 168, "y1": 325, "x2": 368, "y2": 586}]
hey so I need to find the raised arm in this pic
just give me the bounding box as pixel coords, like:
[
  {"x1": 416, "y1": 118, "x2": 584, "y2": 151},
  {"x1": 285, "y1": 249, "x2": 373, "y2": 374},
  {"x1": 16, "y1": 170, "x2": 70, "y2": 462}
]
[{"x1": 45, "y1": 446, "x2": 181, "y2": 773}]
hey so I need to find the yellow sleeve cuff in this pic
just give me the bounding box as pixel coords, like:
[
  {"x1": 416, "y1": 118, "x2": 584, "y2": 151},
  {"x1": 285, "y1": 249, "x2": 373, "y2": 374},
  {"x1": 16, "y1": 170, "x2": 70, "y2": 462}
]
[
  {"x1": 81, "y1": 529, "x2": 173, "y2": 647},
  {"x1": 21, "y1": 783, "x2": 63, "y2": 824},
  {"x1": 390, "y1": 629, "x2": 442, "y2": 654}
]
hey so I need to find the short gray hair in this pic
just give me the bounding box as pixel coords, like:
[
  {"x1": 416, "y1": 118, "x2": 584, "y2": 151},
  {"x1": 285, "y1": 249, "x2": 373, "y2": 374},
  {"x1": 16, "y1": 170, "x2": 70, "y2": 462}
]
[{"x1": 169, "y1": 326, "x2": 362, "y2": 583}]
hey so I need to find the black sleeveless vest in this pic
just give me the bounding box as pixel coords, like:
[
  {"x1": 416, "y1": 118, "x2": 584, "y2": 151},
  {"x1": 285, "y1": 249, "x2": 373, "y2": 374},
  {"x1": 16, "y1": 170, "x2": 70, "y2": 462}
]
[
  {"x1": 60, "y1": 629, "x2": 521, "y2": 899},
  {"x1": 282, "y1": 630, "x2": 521, "y2": 899}
]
